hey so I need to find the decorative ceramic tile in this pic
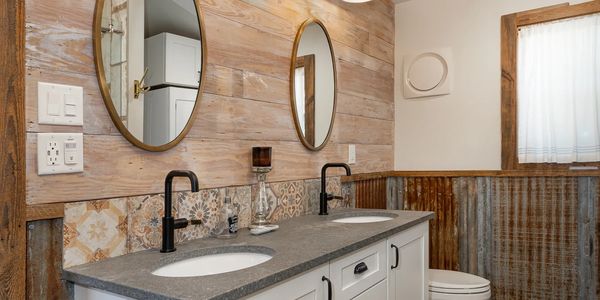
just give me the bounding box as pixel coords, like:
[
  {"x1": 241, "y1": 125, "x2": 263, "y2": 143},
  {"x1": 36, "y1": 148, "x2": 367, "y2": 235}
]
[
  {"x1": 127, "y1": 194, "x2": 170, "y2": 253},
  {"x1": 305, "y1": 177, "x2": 349, "y2": 215},
  {"x1": 176, "y1": 189, "x2": 224, "y2": 242},
  {"x1": 226, "y1": 185, "x2": 252, "y2": 229},
  {"x1": 255, "y1": 180, "x2": 306, "y2": 223},
  {"x1": 63, "y1": 198, "x2": 128, "y2": 268}
]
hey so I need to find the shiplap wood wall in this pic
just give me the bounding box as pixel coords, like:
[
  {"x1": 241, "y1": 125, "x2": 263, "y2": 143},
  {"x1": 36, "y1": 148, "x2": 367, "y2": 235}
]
[{"x1": 24, "y1": 0, "x2": 395, "y2": 205}]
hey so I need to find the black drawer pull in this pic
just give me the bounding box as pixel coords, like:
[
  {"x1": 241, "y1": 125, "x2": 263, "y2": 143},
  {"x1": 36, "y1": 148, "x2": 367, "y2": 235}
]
[
  {"x1": 322, "y1": 276, "x2": 332, "y2": 300},
  {"x1": 391, "y1": 244, "x2": 399, "y2": 269},
  {"x1": 354, "y1": 262, "x2": 368, "y2": 274}
]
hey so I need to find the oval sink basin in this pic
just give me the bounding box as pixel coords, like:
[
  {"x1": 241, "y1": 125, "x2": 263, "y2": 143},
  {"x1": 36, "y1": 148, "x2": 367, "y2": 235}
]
[
  {"x1": 152, "y1": 252, "x2": 272, "y2": 278},
  {"x1": 332, "y1": 216, "x2": 393, "y2": 224}
]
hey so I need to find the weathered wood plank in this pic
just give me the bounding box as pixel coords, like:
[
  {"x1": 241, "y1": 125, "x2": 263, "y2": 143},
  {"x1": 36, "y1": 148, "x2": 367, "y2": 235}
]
[
  {"x1": 337, "y1": 92, "x2": 393, "y2": 120},
  {"x1": 242, "y1": 70, "x2": 288, "y2": 105},
  {"x1": 204, "y1": 11, "x2": 291, "y2": 80},
  {"x1": 200, "y1": 0, "x2": 296, "y2": 40},
  {"x1": 578, "y1": 177, "x2": 598, "y2": 299},
  {"x1": 337, "y1": 59, "x2": 393, "y2": 103},
  {"x1": 26, "y1": 134, "x2": 392, "y2": 204},
  {"x1": 332, "y1": 113, "x2": 393, "y2": 145},
  {"x1": 26, "y1": 203, "x2": 65, "y2": 221},
  {"x1": 26, "y1": 219, "x2": 70, "y2": 299},
  {"x1": 0, "y1": 0, "x2": 26, "y2": 298},
  {"x1": 190, "y1": 93, "x2": 297, "y2": 141},
  {"x1": 333, "y1": 41, "x2": 393, "y2": 79}
]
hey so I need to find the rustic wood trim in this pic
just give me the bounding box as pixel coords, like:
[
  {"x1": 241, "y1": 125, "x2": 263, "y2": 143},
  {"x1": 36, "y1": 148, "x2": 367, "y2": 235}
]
[
  {"x1": 516, "y1": 1, "x2": 600, "y2": 27},
  {"x1": 342, "y1": 170, "x2": 600, "y2": 181},
  {"x1": 92, "y1": 0, "x2": 208, "y2": 152},
  {"x1": 289, "y1": 18, "x2": 337, "y2": 151},
  {"x1": 0, "y1": 0, "x2": 26, "y2": 297},
  {"x1": 26, "y1": 203, "x2": 65, "y2": 221},
  {"x1": 501, "y1": 1, "x2": 600, "y2": 171},
  {"x1": 500, "y1": 13, "x2": 518, "y2": 170}
]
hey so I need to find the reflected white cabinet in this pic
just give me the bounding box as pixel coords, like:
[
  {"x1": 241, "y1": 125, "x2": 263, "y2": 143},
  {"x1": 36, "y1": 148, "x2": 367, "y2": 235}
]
[
  {"x1": 143, "y1": 87, "x2": 196, "y2": 145},
  {"x1": 387, "y1": 222, "x2": 429, "y2": 300},
  {"x1": 145, "y1": 32, "x2": 202, "y2": 88},
  {"x1": 248, "y1": 264, "x2": 329, "y2": 300}
]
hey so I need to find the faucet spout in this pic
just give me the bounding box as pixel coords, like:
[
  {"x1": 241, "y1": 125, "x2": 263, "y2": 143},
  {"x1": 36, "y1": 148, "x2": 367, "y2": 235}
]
[
  {"x1": 162, "y1": 170, "x2": 199, "y2": 253},
  {"x1": 319, "y1": 163, "x2": 352, "y2": 215}
]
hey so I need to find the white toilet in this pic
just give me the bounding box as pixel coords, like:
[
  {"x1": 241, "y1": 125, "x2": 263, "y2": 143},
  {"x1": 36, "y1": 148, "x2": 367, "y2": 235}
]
[{"x1": 429, "y1": 269, "x2": 491, "y2": 300}]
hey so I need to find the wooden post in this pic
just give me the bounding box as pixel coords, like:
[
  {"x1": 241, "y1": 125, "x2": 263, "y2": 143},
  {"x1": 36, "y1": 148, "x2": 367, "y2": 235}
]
[{"x1": 0, "y1": 0, "x2": 26, "y2": 298}]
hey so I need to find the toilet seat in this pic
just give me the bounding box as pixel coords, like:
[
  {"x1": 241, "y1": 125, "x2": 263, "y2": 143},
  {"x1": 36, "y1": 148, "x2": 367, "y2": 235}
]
[{"x1": 429, "y1": 269, "x2": 490, "y2": 298}]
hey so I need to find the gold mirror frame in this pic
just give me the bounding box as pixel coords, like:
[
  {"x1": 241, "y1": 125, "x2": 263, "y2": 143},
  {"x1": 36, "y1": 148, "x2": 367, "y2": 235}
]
[
  {"x1": 92, "y1": 0, "x2": 207, "y2": 152},
  {"x1": 290, "y1": 18, "x2": 337, "y2": 151}
]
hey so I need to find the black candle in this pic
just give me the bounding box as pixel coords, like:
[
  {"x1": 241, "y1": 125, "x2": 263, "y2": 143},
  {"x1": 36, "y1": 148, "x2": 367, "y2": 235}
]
[{"x1": 252, "y1": 147, "x2": 272, "y2": 167}]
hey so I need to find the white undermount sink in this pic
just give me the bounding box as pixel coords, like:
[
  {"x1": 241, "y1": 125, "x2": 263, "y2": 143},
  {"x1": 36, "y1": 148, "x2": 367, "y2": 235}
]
[
  {"x1": 331, "y1": 213, "x2": 396, "y2": 224},
  {"x1": 152, "y1": 252, "x2": 272, "y2": 278}
]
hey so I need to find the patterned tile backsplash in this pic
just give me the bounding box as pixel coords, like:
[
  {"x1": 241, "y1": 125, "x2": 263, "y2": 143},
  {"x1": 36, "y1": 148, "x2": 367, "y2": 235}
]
[{"x1": 63, "y1": 177, "x2": 352, "y2": 267}]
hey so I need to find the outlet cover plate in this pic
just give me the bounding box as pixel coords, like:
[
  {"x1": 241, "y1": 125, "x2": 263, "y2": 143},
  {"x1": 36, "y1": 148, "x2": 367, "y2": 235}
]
[{"x1": 37, "y1": 133, "x2": 84, "y2": 175}]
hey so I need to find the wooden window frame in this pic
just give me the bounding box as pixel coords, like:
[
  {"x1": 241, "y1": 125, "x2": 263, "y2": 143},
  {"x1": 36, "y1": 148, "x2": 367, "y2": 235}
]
[{"x1": 501, "y1": 0, "x2": 600, "y2": 171}]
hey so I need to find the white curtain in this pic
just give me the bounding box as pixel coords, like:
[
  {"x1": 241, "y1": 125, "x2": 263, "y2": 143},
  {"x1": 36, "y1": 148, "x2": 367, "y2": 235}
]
[{"x1": 517, "y1": 13, "x2": 600, "y2": 163}]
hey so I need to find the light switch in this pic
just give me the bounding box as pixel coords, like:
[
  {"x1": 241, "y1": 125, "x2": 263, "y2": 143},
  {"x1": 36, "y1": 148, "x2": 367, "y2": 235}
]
[
  {"x1": 64, "y1": 93, "x2": 78, "y2": 116},
  {"x1": 348, "y1": 144, "x2": 356, "y2": 164},
  {"x1": 37, "y1": 133, "x2": 84, "y2": 175},
  {"x1": 38, "y1": 82, "x2": 84, "y2": 126},
  {"x1": 47, "y1": 90, "x2": 62, "y2": 116}
]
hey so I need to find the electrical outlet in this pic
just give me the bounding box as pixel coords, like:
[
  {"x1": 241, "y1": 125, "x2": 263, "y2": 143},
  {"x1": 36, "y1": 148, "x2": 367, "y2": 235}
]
[
  {"x1": 37, "y1": 133, "x2": 84, "y2": 175},
  {"x1": 348, "y1": 144, "x2": 356, "y2": 164}
]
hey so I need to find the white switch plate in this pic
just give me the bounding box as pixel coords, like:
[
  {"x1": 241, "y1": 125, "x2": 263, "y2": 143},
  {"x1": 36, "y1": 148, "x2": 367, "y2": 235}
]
[
  {"x1": 348, "y1": 144, "x2": 356, "y2": 164},
  {"x1": 37, "y1": 133, "x2": 84, "y2": 175},
  {"x1": 38, "y1": 82, "x2": 84, "y2": 126}
]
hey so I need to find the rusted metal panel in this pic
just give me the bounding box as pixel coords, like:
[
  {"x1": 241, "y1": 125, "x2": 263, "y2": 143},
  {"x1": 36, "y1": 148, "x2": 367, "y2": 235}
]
[
  {"x1": 355, "y1": 178, "x2": 387, "y2": 209},
  {"x1": 386, "y1": 177, "x2": 403, "y2": 210},
  {"x1": 476, "y1": 177, "x2": 493, "y2": 280},
  {"x1": 405, "y1": 177, "x2": 458, "y2": 270},
  {"x1": 492, "y1": 177, "x2": 579, "y2": 299}
]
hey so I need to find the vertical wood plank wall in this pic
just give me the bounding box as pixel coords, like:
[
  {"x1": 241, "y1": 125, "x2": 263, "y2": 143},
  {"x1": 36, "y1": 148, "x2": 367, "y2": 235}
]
[
  {"x1": 24, "y1": 0, "x2": 395, "y2": 205},
  {"x1": 0, "y1": 0, "x2": 26, "y2": 298},
  {"x1": 397, "y1": 176, "x2": 599, "y2": 299}
]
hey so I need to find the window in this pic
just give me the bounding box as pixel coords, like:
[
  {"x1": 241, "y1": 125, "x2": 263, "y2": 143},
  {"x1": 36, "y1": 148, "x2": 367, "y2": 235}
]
[{"x1": 501, "y1": 2, "x2": 600, "y2": 170}]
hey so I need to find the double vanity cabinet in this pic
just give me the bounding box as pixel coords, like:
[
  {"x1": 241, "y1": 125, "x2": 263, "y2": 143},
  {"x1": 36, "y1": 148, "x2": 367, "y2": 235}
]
[
  {"x1": 67, "y1": 210, "x2": 433, "y2": 300},
  {"x1": 249, "y1": 222, "x2": 428, "y2": 300}
]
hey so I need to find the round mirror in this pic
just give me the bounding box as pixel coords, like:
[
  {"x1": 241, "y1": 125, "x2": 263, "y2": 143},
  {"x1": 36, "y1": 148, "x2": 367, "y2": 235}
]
[
  {"x1": 290, "y1": 19, "x2": 337, "y2": 151},
  {"x1": 93, "y1": 0, "x2": 206, "y2": 151}
]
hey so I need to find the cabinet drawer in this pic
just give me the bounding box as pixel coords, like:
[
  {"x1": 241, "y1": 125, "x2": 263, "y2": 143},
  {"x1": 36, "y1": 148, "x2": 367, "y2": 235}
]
[
  {"x1": 330, "y1": 240, "x2": 387, "y2": 299},
  {"x1": 352, "y1": 279, "x2": 387, "y2": 300}
]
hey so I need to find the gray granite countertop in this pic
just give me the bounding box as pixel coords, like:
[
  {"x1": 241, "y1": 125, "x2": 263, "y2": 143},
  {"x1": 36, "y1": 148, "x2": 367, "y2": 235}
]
[{"x1": 63, "y1": 209, "x2": 434, "y2": 300}]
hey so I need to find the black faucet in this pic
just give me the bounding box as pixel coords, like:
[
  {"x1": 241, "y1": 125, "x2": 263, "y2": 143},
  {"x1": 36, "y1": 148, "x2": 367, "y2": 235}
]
[
  {"x1": 161, "y1": 170, "x2": 201, "y2": 253},
  {"x1": 319, "y1": 163, "x2": 352, "y2": 215}
]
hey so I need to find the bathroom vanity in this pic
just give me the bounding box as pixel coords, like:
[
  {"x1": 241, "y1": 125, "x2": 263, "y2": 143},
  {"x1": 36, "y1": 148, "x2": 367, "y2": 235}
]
[{"x1": 66, "y1": 209, "x2": 433, "y2": 300}]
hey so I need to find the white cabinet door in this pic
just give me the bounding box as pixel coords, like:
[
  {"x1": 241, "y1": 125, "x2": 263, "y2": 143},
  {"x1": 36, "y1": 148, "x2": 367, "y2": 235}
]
[
  {"x1": 387, "y1": 222, "x2": 429, "y2": 300},
  {"x1": 247, "y1": 264, "x2": 329, "y2": 300},
  {"x1": 145, "y1": 33, "x2": 201, "y2": 88},
  {"x1": 165, "y1": 33, "x2": 201, "y2": 87}
]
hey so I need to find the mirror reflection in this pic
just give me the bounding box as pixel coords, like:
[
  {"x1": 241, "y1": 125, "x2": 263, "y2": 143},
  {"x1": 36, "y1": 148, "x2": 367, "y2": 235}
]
[
  {"x1": 291, "y1": 20, "x2": 336, "y2": 151},
  {"x1": 97, "y1": 0, "x2": 203, "y2": 149}
]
